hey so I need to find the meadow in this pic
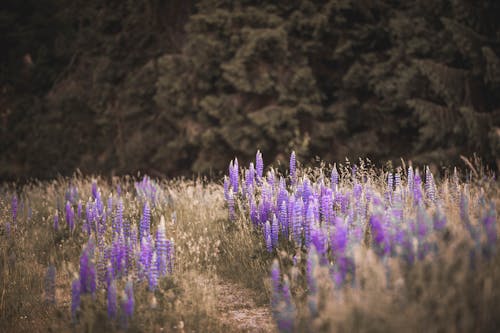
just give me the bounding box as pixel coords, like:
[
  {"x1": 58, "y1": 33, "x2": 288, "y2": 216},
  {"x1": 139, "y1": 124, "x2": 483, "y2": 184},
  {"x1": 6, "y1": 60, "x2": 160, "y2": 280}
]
[{"x1": 0, "y1": 152, "x2": 498, "y2": 332}]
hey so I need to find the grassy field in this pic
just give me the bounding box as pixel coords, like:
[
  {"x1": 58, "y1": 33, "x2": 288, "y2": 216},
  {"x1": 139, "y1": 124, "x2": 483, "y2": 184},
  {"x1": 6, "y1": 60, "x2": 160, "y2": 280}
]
[{"x1": 0, "y1": 153, "x2": 498, "y2": 332}]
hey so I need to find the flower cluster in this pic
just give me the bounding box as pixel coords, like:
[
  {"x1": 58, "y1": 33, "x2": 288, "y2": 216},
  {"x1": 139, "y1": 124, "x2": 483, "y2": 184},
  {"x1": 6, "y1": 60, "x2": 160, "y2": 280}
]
[
  {"x1": 67, "y1": 182, "x2": 175, "y2": 324},
  {"x1": 224, "y1": 150, "x2": 497, "y2": 332}
]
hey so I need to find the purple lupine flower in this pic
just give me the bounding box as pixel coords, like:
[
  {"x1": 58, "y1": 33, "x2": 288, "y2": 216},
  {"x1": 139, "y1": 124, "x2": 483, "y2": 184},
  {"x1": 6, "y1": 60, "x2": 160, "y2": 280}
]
[
  {"x1": 259, "y1": 201, "x2": 268, "y2": 228},
  {"x1": 107, "y1": 280, "x2": 117, "y2": 319},
  {"x1": 166, "y1": 239, "x2": 175, "y2": 274},
  {"x1": 115, "y1": 199, "x2": 124, "y2": 235},
  {"x1": 331, "y1": 217, "x2": 347, "y2": 255},
  {"x1": 111, "y1": 235, "x2": 125, "y2": 277},
  {"x1": 149, "y1": 252, "x2": 159, "y2": 291},
  {"x1": 12, "y1": 194, "x2": 18, "y2": 223},
  {"x1": 289, "y1": 151, "x2": 297, "y2": 186},
  {"x1": 353, "y1": 183, "x2": 362, "y2": 200},
  {"x1": 311, "y1": 224, "x2": 327, "y2": 258},
  {"x1": 249, "y1": 197, "x2": 259, "y2": 227},
  {"x1": 302, "y1": 178, "x2": 312, "y2": 205},
  {"x1": 451, "y1": 167, "x2": 460, "y2": 202},
  {"x1": 433, "y1": 206, "x2": 446, "y2": 231},
  {"x1": 92, "y1": 181, "x2": 98, "y2": 200},
  {"x1": 401, "y1": 231, "x2": 415, "y2": 265},
  {"x1": 265, "y1": 221, "x2": 272, "y2": 252},
  {"x1": 320, "y1": 189, "x2": 332, "y2": 225},
  {"x1": 223, "y1": 176, "x2": 230, "y2": 201},
  {"x1": 293, "y1": 199, "x2": 303, "y2": 247},
  {"x1": 333, "y1": 255, "x2": 355, "y2": 287},
  {"x1": 270, "y1": 259, "x2": 281, "y2": 313},
  {"x1": 139, "y1": 236, "x2": 152, "y2": 281},
  {"x1": 53, "y1": 212, "x2": 59, "y2": 231},
  {"x1": 229, "y1": 158, "x2": 239, "y2": 194},
  {"x1": 45, "y1": 265, "x2": 56, "y2": 304},
  {"x1": 391, "y1": 190, "x2": 404, "y2": 222},
  {"x1": 244, "y1": 164, "x2": 255, "y2": 198},
  {"x1": 256, "y1": 150, "x2": 264, "y2": 182},
  {"x1": 408, "y1": 166, "x2": 414, "y2": 194},
  {"x1": 385, "y1": 172, "x2": 393, "y2": 203},
  {"x1": 140, "y1": 202, "x2": 151, "y2": 243},
  {"x1": 271, "y1": 214, "x2": 279, "y2": 249},
  {"x1": 425, "y1": 166, "x2": 436, "y2": 203},
  {"x1": 369, "y1": 214, "x2": 390, "y2": 257},
  {"x1": 267, "y1": 169, "x2": 276, "y2": 189},
  {"x1": 227, "y1": 189, "x2": 235, "y2": 221},
  {"x1": 79, "y1": 242, "x2": 97, "y2": 295},
  {"x1": 394, "y1": 172, "x2": 401, "y2": 188},
  {"x1": 416, "y1": 205, "x2": 429, "y2": 239},
  {"x1": 331, "y1": 164, "x2": 339, "y2": 192},
  {"x1": 278, "y1": 276, "x2": 295, "y2": 333},
  {"x1": 340, "y1": 193, "x2": 349, "y2": 215},
  {"x1": 279, "y1": 200, "x2": 288, "y2": 239},
  {"x1": 106, "y1": 262, "x2": 114, "y2": 290},
  {"x1": 413, "y1": 170, "x2": 423, "y2": 205},
  {"x1": 156, "y1": 216, "x2": 168, "y2": 276},
  {"x1": 304, "y1": 204, "x2": 314, "y2": 248},
  {"x1": 71, "y1": 278, "x2": 81, "y2": 322},
  {"x1": 482, "y1": 202, "x2": 497, "y2": 256},
  {"x1": 66, "y1": 201, "x2": 75, "y2": 232},
  {"x1": 122, "y1": 281, "x2": 134, "y2": 319}
]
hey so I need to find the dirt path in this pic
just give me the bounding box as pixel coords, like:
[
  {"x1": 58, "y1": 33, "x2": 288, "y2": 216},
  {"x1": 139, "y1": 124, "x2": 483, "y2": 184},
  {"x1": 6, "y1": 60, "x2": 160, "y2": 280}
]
[{"x1": 209, "y1": 276, "x2": 276, "y2": 333}]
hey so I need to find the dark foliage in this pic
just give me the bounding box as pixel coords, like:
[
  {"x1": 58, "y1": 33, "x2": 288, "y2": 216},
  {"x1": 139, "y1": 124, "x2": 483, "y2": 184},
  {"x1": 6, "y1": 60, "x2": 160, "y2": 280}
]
[{"x1": 1, "y1": 0, "x2": 499, "y2": 180}]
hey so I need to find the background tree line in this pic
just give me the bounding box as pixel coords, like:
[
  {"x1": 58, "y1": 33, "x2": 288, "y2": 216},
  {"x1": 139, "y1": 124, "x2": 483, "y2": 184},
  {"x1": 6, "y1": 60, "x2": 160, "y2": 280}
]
[{"x1": 1, "y1": 0, "x2": 499, "y2": 180}]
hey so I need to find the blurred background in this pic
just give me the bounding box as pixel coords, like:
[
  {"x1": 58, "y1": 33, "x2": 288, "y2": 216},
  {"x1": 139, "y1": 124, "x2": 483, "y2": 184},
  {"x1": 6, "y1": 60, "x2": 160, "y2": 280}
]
[{"x1": 1, "y1": 0, "x2": 499, "y2": 180}]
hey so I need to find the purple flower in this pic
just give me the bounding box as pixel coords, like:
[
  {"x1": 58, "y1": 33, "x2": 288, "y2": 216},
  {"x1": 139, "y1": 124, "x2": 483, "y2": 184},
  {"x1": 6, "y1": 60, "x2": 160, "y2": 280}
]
[
  {"x1": 293, "y1": 199, "x2": 303, "y2": 247},
  {"x1": 271, "y1": 214, "x2": 279, "y2": 249},
  {"x1": 79, "y1": 240, "x2": 96, "y2": 295},
  {"x1": 265, "y1": 222, "x2": 272, "y2": 252},
  {"x1": 227, "y1": 189, "x2": 235, "y2": 221},
  {"x1": 229, "y1": 158, "x2": 239, "y2": 194},
  {"x1": 407, "y1": 166, "x2": 414, "y2": 194},
  {"x1": 433, "y1": 206, "x2": 446, "y2": 231},
  {"x1": 12, "y1": 194, "x2": 18, "y2": 223},
  {"x1": 289, "y1": 151, "x2": 296, "y2": 186},
  {"x1": 482, "y1": 202, "x2": 497, "y2": 256},
  {"x1": 331, "y1": 164, "x2": 339, "y2": 192},
  {"x1": 320, "y1": 189, "x2": 332, "y2": 225},
  {"x1": 270, "y1": 259, "x2": 281, "y2": 311},
  {"x1": 244, "y1": 165, "x2": 255, "y2": 198},
  {"x1": 166, "y1": 239, "x2": 175, "y2": 274},
  {"x1": 369, "y1": 214, "x2": 390, "y2": 257},
  {"x1": 425, "y1": 166, "x2": 436, "y2": 203},
  {"x1": 304, "y1": 204, "x2": 314, "y2": 248},
  {"x1": 107, "y1": 280, "x2": 117, "y2": 319},
  {"x1": 331, "y1": 217, "x2": 347, "y2": 255},
  {"x1": 156, "y1": 216, "x2": 168, "y2": 276},
  {"x1": 149, "y1": 252, "x2": 159, "y2": 291},
  {"x1": 223, "y1": 176, "x2": 230, "y2": 201},
  {"x1": 71, "y1": 278, "x2": 81, "y2": 321},
  {"x1": 122, "y1": 281, "x2": 134, "y2": 319},
  {"x1": 140, "y1": 202, "x2": 151, "y2": 244},
  {"x1": 139, "y1": 236, "x2": 152, "y2": 281},
  {"x1": 413, "y1": 171, "x2": 423, "y2": 205},
  {"x1": 66, "y1": 201, "x2": 75, "y2": 232},
  {"x1": 278, "y1": 276, "x2": 295, "y2": 333},
  {"x1": 394, "y1": 172, "x2": 401, "y2": 188},
  {"x1": 256, "y1": 150, "x2": 264, "y2": 182}
]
